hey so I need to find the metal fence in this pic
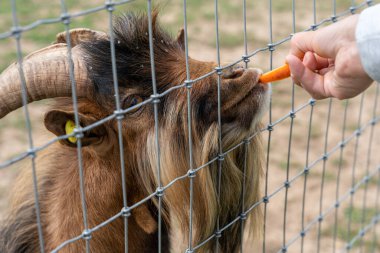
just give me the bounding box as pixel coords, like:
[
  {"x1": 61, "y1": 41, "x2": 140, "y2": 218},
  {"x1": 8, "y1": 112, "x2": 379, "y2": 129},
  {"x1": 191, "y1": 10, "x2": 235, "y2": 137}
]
[{"x1": 0, "y1": 0, "x2": 379, "y2": 252}]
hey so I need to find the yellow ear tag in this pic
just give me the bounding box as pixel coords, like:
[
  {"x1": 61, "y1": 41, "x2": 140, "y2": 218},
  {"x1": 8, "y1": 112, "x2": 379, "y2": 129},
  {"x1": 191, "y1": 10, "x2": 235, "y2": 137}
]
[{"x1": 65, "y1": 120, "x2": 77, "y2": 144}]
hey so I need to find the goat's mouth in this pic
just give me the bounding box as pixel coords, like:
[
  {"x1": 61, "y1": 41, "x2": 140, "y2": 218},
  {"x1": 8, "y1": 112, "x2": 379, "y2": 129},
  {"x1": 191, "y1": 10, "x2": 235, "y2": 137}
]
[{"x1": 220, "y1": 68, "x2": 269, "y2": 129}]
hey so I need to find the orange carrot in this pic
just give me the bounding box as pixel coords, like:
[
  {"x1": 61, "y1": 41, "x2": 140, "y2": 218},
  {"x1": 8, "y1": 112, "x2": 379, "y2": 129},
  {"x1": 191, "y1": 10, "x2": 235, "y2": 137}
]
[{"x1": 259, "y1": 63, "x2": 291, "y2": 83}]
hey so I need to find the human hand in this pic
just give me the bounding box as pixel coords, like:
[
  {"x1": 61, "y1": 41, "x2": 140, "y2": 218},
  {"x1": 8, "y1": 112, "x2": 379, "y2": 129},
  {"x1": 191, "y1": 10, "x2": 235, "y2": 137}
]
[{"x1": 286, "y1": 15, "x2": 373, "y2": 100}]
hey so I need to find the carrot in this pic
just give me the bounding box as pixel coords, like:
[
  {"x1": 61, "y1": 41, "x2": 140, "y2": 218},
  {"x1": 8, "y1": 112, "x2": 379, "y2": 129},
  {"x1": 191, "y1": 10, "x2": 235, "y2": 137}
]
[{"x1": 259, "y1": 63, "x2": 291, "y2": 83}]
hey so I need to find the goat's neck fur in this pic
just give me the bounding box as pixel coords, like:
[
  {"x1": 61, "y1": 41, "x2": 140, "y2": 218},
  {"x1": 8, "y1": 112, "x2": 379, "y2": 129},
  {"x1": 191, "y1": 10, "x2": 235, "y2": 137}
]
[{"x1": 140, "y1": 102, "x2": 264, "y2": 252}]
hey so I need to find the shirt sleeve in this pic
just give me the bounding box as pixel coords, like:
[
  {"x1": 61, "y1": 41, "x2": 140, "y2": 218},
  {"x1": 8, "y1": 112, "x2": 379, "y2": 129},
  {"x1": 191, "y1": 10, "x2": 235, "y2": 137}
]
[{"x1": 355, "y1": 4, "x2": 380, "y2": 83}]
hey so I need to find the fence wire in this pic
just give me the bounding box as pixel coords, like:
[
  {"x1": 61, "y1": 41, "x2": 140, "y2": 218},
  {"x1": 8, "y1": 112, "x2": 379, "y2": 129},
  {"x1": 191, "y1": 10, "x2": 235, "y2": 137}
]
[{"x1": 0, "y1": 0, "x2": 379, "y2": 252}]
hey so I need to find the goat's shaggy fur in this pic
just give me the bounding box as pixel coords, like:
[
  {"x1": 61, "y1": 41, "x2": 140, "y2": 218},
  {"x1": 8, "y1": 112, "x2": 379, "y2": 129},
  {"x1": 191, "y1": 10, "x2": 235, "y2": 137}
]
[{"x1": 0, "y1": 12, "x2": 268, "y2": 252}]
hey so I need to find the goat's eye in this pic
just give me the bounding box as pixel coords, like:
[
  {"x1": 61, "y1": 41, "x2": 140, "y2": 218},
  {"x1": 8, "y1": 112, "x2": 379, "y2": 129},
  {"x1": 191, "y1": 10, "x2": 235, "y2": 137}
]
[{"x1": 123, "y1": 95, "x2": 143, "y2": 113}]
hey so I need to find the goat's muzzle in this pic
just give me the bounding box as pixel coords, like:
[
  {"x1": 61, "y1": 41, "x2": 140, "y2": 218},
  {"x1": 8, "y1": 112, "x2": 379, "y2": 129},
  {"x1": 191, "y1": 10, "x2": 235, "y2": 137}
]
[{"x1": 199, "y1": 66, "x2": 268, "y2": 129}]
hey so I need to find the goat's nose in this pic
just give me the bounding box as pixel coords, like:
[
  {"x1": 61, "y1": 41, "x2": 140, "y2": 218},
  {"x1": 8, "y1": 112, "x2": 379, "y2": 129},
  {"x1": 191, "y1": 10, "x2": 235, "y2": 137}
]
[{"x1": 222, "y1": 65, "x2": 244, "y2": 79}]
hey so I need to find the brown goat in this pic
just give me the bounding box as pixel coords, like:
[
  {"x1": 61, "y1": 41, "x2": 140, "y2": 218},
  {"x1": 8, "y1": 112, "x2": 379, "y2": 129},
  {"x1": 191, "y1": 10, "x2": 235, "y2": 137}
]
[{"x1": 0, "y1": 12, "x2": 269, "y2": 252}]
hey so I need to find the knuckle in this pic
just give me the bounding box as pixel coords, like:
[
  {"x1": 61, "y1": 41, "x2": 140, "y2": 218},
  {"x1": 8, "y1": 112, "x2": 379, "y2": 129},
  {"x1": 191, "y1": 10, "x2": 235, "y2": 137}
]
[
  {"x1": 335, "y1": 93, "x2": 346, "y2": 100},
  {"x1": 335, "y1": 45, "x2": 356, "y2": 79},
  {"x1": 291, "y1": 33, "x2": 303, "y2": 46},
  {"x1": 335, "y1": 61, "x2": 351, "y2": 79}
]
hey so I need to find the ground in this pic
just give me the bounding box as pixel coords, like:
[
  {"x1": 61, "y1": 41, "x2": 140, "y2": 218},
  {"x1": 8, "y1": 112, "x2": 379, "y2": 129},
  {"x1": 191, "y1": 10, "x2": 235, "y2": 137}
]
[{"x1": 0, "y1": 0, "x2": 379, "y2": 252}]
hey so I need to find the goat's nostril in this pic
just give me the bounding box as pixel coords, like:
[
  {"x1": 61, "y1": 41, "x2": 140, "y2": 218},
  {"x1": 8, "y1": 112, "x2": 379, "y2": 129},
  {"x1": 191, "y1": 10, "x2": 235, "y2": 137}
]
[
  {"x1": 232, "y1": 67, "x2": 244, "y2": 78},
  {"x1": 222, "y1": 65, "x2": 245, "y2": 79}
]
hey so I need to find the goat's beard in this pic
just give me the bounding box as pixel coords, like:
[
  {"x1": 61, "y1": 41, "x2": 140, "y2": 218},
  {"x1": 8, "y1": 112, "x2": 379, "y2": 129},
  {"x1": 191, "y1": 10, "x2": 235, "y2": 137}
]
[{"x1": 136, "y1": 97, "x2": 267, "y2": 253}]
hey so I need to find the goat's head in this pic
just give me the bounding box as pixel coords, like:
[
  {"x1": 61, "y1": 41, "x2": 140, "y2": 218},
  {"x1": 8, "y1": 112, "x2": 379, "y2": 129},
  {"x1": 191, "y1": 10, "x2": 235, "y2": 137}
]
[{"x1": 0, "y1": 12, "x2": 268, "y2": 253}]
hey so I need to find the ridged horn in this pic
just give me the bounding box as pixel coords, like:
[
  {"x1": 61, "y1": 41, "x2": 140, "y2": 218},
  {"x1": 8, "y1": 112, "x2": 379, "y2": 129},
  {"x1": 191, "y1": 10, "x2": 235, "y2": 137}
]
[
  {"x1": 0, "y1": 43, "x2": 89, "y2": 119},
  {"x1": 0, "y1": 29, "x2": 108, "y2": 119}
]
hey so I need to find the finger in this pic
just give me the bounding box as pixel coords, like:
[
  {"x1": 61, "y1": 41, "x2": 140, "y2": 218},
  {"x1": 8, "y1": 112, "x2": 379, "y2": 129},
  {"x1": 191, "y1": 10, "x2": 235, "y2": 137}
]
[
  {"x1": 315, "y1": 54, "x2": 332, "y2": 68},
  {"x1": 303, "y1": 52, "x2": 330, "y2": 71},
  {"x1": 286, "y1": 54, "x2": 305, "y2": 84},
  {"x1": 319, "y1": 65, "x2": 334, "y2": 75},
  {"x1": 289, "y1": 32, "x2": 316, "y2": 59},
  {"x1": 286, "y1": 54, "x2": 330, "y2": 99},
  {"x1": 291, "y1": 75, "x2": 302, "y2": 87}
]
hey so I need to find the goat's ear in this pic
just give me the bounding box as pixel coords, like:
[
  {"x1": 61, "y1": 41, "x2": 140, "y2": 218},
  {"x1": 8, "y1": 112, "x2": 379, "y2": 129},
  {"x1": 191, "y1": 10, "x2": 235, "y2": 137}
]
[
  {"x1": 55, "y1": 28, "x2": 108, "y2": 47},
  {"x1": 44, "y1": 110, "x2": 107, "y2": 148},
  {"x1": 176, "y1": 28, "x2": 185, "y2": 50}
]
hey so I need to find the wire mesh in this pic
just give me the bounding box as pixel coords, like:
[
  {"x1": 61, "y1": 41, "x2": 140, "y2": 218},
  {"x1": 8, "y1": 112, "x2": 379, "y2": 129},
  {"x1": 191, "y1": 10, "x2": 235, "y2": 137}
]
[{"x1": 0, "y1": 0, "x2": 379, "y2": 252}]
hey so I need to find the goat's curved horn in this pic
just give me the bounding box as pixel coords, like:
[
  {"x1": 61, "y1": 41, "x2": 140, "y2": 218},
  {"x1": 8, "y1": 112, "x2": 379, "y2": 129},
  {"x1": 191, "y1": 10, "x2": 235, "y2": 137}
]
[
  {"x1": 0, "y1": 29, "x2": 108, "y2": 119},
  {"x1": 56, "y1": 28, "x2": 108, "y2": 46},
  {"x1": 0, "y1": 43, "x2": 91, "y2": 119}
]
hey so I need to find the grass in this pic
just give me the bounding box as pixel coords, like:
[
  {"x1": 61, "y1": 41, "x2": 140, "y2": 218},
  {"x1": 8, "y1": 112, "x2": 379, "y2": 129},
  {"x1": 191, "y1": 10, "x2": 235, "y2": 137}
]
[
  {"x1": 0, "y1": 0, "x2": 371, "y2": 69},
  {"x1": 279, "y1": 160, "x2": 303, "y2": 171},
  {"x1": 332, "y1": 157, "x2": 348, "y2": 168},
  {"x1": 0, "y1": 0, "x2": 113, "y2": 71},
  {"x1": 321, "y1": 206, "x2": 380, "y2": 251},
  {"x1": 342, "y1": 206, "x2": 378, "y2": 250},
  {"x1": 344, "y1": 206, "x2": 377, "y2": 224},
  {"x1": 310, "y1": 125, "x2": 323, "y2": 139},
  {"x1": 0, "y1": 0, "x2": 265, "y2": 52},
  {"x1": 323, "y1": 170, "x2": 337, "y2": 182},
  {"x1": 323, "y1": 223, "x2": 380, "y2": 251},
  {"x1": 0, "y1": 111, "x2": 28, "y2": 148},
  {"x1": 208, "y1": 31, "x2": 246, "y2": 48},
  {"x1": 272, "y1": 1, "x2": 291, "y2": 12},
  {"x1": 0, "y1": 111, "x2": 26, "y2": 131},
  {"x1": 368, "y1": 176, "x2": 380, "y2": 186},
  {"x1": 0, "y1": 50, "x2": 18, "y2": 71}
]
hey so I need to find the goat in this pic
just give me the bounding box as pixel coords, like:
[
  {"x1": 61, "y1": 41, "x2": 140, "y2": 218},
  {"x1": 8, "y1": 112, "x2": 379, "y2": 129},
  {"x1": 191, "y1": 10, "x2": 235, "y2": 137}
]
[{"x1": 0, "y1": 12, "x2": 269, "y2": 253}]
